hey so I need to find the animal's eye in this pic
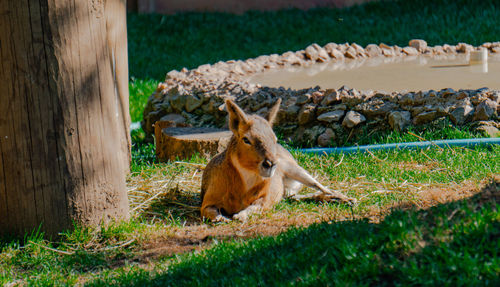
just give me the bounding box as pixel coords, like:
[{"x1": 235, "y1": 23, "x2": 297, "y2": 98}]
[{"x1": 242, "y1": 137, "x2": 251, "y2": 145}]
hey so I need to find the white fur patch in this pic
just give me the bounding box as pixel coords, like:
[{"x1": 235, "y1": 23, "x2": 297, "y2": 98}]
[
  {"x1": 231, "y1": 156, "x2": 261, "y2": 190},
  {"x1": 283, "y1": 178, "x2": 302, "y2": 197}
]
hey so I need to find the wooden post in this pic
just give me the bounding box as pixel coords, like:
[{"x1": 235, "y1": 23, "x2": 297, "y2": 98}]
[{"x1": 0, "y1": 0, "x2": 131, "y2": 238}]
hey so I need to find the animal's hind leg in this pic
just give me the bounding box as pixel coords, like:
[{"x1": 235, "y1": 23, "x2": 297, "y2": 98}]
[
  {"x1": 289, "y1": 191, "x2": 354, "y2": 203},
  {"x1": 282, "y1": 161, "x2": 356, "y2": 205}
]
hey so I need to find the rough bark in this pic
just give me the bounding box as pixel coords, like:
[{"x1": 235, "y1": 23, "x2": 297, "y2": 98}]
[{"x1": 0, "y1": 0, "x2": 131, "y2": 238}]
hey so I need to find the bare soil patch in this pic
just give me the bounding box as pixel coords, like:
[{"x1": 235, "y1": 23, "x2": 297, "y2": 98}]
[{"x1": 127, "y1": 168, "x2": 498, "y2": 263}]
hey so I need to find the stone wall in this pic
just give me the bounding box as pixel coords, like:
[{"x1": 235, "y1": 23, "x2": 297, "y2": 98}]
[{"x1": 142, "y1": 40, "x2": 500, "y2": 146}]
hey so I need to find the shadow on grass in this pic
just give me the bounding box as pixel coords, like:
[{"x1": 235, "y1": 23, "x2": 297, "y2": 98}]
[
  {"x1": 90, "y1": 177, "x2": 499, "y2": 286},
  {"x1": 146, "y1": 185, "x2": 202, "y2": 224}
]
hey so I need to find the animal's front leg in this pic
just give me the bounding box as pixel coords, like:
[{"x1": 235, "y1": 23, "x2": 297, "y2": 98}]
[
  {"x1": 201, "y1": 206, "x2": 231, "y2": 223},
  {"x1": 233, "y1": 198, "x2": 264, "y2": 222}
]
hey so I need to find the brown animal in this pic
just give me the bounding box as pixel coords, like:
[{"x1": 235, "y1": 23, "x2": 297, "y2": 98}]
[{"x1": 200, "y1": 99, "x2": 356, "y2": 222}]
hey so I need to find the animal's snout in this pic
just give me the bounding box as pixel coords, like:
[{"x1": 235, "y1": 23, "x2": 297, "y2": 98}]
[
  {"x1": 262, "y1": 159, "x2": 275, "y2": 170},
  {"x1": 259, "y1": 158, "x2": 277, "y2": 178}
]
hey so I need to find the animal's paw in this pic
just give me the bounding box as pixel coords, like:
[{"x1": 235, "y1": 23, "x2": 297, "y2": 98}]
[
  {"x1": 322, "y1": 192, "x2": 357, "y2": 206},
  {"x1": 342, "y1": 196, "x2": 358, "y2": 206},
  {"x1": 232, "y1": 211, "x2": 249, "y2": 222},
  {"x1": 212, "y1": 214, "x2": 231, "y2": 223}
]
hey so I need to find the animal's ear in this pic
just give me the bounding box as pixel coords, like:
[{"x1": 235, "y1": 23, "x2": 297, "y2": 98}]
[
  {"x1": 226, "y1": 99, "x2": 249, "y2": 134},
  {"x1": 266, "y1": 98, "x2": 282, "y2": 126}
]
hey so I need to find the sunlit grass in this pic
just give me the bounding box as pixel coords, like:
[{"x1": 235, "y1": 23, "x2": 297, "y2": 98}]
[{"x1": 2, "y1": 0, "x2": 500, "y2": 285}]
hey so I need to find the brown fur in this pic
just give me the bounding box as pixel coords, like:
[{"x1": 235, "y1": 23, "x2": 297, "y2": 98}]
[{"x1": 200, "y1": 99, "x2": 355, "y2": 222}]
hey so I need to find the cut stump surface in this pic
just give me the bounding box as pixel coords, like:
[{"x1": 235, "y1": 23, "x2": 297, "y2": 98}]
[{"x1": 155, "y1": 122, "x2": 232, "y2": 161}]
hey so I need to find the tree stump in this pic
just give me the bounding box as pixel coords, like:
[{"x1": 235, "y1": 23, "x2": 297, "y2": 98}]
[{"x1": 155, "y1": 122, "x2": 232, "y2": 161}]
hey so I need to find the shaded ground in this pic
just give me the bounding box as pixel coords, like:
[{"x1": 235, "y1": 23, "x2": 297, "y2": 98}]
[
  {"x1": 89, "y1": 175, "x2": 499, "y2": 286},
  {"x1": 127, "y1": 167, "x2": 496, "y2": 262}
]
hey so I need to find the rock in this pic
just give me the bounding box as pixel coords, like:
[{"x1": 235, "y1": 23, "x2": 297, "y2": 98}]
[
  {"x1": 409, "y1": 39, "x2": 427, "y2": 52},
  {"x1": 323, "y1": 43, "x2": 338, "y2": 54},
  {"x1": 143, "y1": 40, "x2": 497, "y2": 147},
  {"x1": 311, "y1": 91, "x2": 324, "y2": 104},
  {"x1": 231, "y1": 63, "x2": 245, "y2": 75},
  {"x1": 381, "y1": 47, "x2": 395, "y2": 57},
  {"x1": 317, "y1": 128, "x2": 336, "y2": 147},
  {"x1": 440, "y1": 88, "x2": 455, "y2": 97},
  {"x1": 488, "y1": 91, "x2": 500, "y2": 104},
  {"x1": 453, "y1": 91, "x2": 469, "y2": 101},
  {"x1": 481, "y1": 42, "x2": 493, "y2": 49},
  {"x1": 298, "y1": 104, "x2": 316, "y2": 125},
  {"x1": 185, "y1": 94, "x2": 203, "y2": 112},
  {"x1": 379, "y1": 43, "x2": 391, "y2": 49},
  {"x1": 170, "y1": 92, "x2": 187, "y2": 112},
  {"x1": 413, "y1": 111, "x2": 438, "y2": 125},
  {"x1": 443, "y1": 44, "x2": 457, "y2": 53},
  {"x1": 449, "y1": 99, "x2": 474, "y2": 125},
  {"x1": 256, "y1": 106, "x2": 269, "y2": 118},
  {"x1": 312, "y1": 44, "x2": 330, "y2": 62},
  {"x1": 328, "y1": 48, "x2": 345, "y2": 60},
  {"x1": 457, "y1": 43, "x2": 473, "y2": 53},
  {"x1": 317, "y1": 110, "x2": 345, "y2": 123},
  {"x1": 304, "y1": 45, "x2": 318, "y2": 61},
  {"x1": 388, "y1": 111, "x2": 411, "y2": 132},
  {"x1": 142, "y1": 110, "x2": 165, "y2": 135},
  {"x1": 432, "y1": 45, "x2": 445, "y2": 55},
  {"x1": 294, "y1": 125, "x2": 324, "y2": 146},
  {"x1": 399, "y1": 93, "x2": 415, "y2": 105},
  {"x1": 477, "y1": 125, "x2": 500, "y2": 137},
  {"x1": 345, "y1": 46, "x2": 357, "y2": 59},
  {"x1": 402, "y1": 46, "x2": 419, "y2": 56},
  {"x1": 155, "y1": 126, "x2": 232, "y2": 162},
  {"x1": 296, "y1": 93, "x2": 312, "y2": 105},
  {"x1": 393, "y1": 45, "x2": 403, "y2": 56},
  {"x1": 278, "y1": 103, "x2": 301, "y2": 123},
  {"x1": 159, "y1": 113, "x2": 187, "y2": 125},
  {"x1": 352, "y1": 43, "x2": 366, "y2": 57},
  {"x1": 282, "y1": 51, "x2": 302, "y2": 65},
  {"x1": 473, "y1": 99, "x2": 498, "y2": 121},
  {"x1": 355, "y1": 101, "x2": 398, "y2": 117},
  {"x1": 341, "y1": 92, "x2": 364, "y2": 106},
  {"x1": 295, "y1": 51, "x2": 306, "y2": 60},
  {"x1": 342, "y1": 111, "x2": 366, "y2": 128},
  {"x1": 321, "y1": 89, "x2": 341, "y2": 106},
  {"x1": 365, "y1": 44, "x2": 382, "y2": 57},
  {"x1": 332, "y1": 104, "x2": 347, "y2": 110},
  {"x1": 166, "y1": 69, "x2": 185, "y2": 80}
]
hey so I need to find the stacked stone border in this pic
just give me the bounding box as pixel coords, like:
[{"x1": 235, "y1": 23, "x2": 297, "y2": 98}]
[{"x1": 143, "y1": 40, "x2": 500, "y2": 146}]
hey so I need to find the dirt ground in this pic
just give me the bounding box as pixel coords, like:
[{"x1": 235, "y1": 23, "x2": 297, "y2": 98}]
[{"x1": 129, "y1": 175, "x2": 499, "y2": 264}]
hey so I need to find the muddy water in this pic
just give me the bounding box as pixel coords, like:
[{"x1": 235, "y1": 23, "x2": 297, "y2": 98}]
[{"x1": 248, "y1": 54, "x2": 500, "y2": 92}]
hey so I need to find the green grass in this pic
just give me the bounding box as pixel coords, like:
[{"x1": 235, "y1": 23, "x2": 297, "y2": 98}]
[
  {"x1": 2, "y1": 0, "x2": 500, "y2": 285},
  {"x1": 126, "y1": 0, "x2": 500, "y2": 123},
  {"x1": 131, "y1": 117, "x2": 491, "y2": 173},
  {"x1": 87, "y1": 187, "x2": 499, "y2": 286},
  {"x1": 293, "y1": 145, "x2": 499, "y2": 184},
  {"x1": 129, "y1": 78, "x2": 157, "y2": 122},
  {"x1": 1, "y1": 144, "x2": 498, "y2": 285},
  {"x1": 1, "y1": 145, "x2": 498, "y2": 286},
  {"x1": 127, "y1": 0, "x2": 500, "y2": 81}
]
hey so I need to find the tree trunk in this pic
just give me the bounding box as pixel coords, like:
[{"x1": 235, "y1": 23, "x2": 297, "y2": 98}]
[{"x1": 0, "y1": 0, "x2": 131, "y2": 238}]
